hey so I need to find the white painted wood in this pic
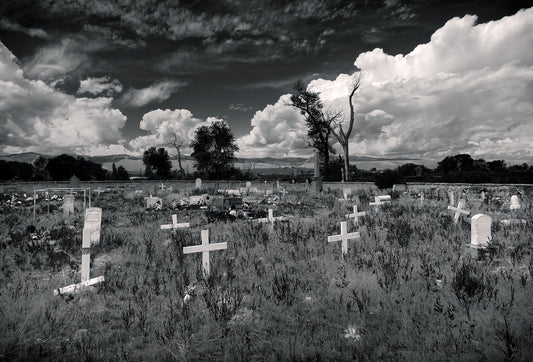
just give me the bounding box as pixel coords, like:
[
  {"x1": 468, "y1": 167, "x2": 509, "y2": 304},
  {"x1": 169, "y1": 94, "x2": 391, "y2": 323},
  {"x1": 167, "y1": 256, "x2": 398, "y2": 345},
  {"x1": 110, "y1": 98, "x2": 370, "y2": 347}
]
[
  {"x1": 328, "y1": 221, "x2": 360, "y2": 260},
  {"x1": 447, "y1": 199, "x2": 470, "y2": 224},
  {"x1": 54, "y1": 276, "x2": 105, "y2": 296},
  {"x1": 160, "y1": 214, "x2": 190, "y2": 230},
  {"x1": 345, "y1": 205, "x2": 366, "y2": 224},
  {"x1": 182, "y1": 229, "x2": 227, "y2": 276}
]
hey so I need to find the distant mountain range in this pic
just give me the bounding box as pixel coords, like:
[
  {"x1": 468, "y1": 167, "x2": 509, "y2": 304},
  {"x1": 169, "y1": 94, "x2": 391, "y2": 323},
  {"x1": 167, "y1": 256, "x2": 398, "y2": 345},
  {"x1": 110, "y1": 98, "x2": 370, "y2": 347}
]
[{"x1": 0, "y1": 152, "x2": 435, "y2": 173}]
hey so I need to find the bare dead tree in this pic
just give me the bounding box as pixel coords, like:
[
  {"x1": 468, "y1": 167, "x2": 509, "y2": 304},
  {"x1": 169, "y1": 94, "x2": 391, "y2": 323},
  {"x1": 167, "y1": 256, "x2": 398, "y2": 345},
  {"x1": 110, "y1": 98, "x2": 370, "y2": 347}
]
[
  {"x1": 166, "y1": 133, "x2": 186, "y2": 178},
  {"x1": 330, "y1": 74, "x2": 361, "y2": 182}
]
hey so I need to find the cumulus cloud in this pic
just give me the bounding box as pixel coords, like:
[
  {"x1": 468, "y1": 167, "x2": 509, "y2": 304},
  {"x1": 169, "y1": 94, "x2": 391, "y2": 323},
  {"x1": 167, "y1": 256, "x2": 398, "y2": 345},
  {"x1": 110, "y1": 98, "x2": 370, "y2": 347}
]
[
  {"x1": 128, "y1": 109, "x2": 221, "y2": 153},
  {"x1": 121, "y1": 81, "x2": 186, "y2": 107},
  {"x1": 0, "y1": 41, "x2": 127, "y2": 155},
  {"x1": 240, "y1": 8, "x2": 533, "y2": 163},
  {"x1": 237, "y1": 94, "x2": 309, "y2": 157},
  {"x1": 78, "y1": 76, "x2": 123, "y2": 96}
]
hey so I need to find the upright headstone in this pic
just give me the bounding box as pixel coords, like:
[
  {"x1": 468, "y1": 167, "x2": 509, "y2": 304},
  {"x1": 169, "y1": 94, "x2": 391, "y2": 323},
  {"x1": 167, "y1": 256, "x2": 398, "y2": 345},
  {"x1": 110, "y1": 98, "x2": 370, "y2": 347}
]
[
  {"x1": 246, "y1": 181, "x2": 252, "y2": 191},
  {"x1": 195, "y1": 178, "x2": 202, "y2": 189},
  {"x1": 470, "y1": 214, "x2": 492, "y2": 248},
  {"x1": 343, "y1": 188, "x2": 351, "y2": 200},
  {"x1": 84, "y1": 207, "x2": 102, "y2": 245},
  {"x1": 276, "y1": 180, "x2": 280, "y2": 190},
  {"x1": 63, "y1": 194, "x2": 75, "y2": 217},
  {"x1": 449, "y1": 190, "x2": 455, "y2": 206},
  {"x1": 510, "y1": 195, "x2": 521, "y2": 210}
]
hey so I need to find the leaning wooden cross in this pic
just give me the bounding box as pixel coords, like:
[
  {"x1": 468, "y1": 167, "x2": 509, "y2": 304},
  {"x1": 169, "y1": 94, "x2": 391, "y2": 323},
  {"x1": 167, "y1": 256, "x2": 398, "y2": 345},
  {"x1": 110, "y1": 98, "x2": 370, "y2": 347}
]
[
  {"x1": 54, "y1": 228, "x2": 104, "y2": 295},
  {"x1": 160, "y1": 214, "x2": 190, "y2": 230},
  {"x1": 447, "y1": 199, "x2": 470, "y2": 224},
  {"x1": 328, "y1": 221, "x2": 360, "y2": 260},
  {"x1": 345, "y1": 205, "x2": 366, "y2": 224},
  {"x1": 183, "y1": 229, "x2": 227, "y2": 276}
]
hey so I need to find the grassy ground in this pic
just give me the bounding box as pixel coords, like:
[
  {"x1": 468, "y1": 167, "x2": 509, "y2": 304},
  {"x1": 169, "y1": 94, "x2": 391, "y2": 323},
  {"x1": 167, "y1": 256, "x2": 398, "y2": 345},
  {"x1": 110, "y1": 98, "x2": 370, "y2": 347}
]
[{"x1": 1, "y1": 187, "x2": 532, "y2": 361}]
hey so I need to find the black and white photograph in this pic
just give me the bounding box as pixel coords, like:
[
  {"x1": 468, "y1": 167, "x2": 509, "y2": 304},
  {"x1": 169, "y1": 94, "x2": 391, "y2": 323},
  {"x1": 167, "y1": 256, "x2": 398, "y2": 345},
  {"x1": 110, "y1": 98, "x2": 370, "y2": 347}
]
[{"x1": 1, "y1": 0, "x2": 533, "y2": 360}]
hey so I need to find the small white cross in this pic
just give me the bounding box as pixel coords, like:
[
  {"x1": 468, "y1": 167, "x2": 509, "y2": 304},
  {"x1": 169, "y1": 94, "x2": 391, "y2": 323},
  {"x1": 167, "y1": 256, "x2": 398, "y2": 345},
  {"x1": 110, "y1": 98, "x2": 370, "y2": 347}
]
[
  {"x1": 279, "y1": 188, "x2": 288, "y2": 197},
  {"x1": 345, "y1": 205, "x2": 366, "y2": 224},
  {"x1": 159, "y1": 183, "x2": 165, "y2": 191},
  {"x1": 328, "y1": 221, "x2": 360, "y2": 260},
  {"x1": 369, "y1": 195, "x2": 391, "y2": 207},
  {"x1": 257, "y1": 208, "x2": 287, "y2": 224},
  {"x1": 183, "y1": 229, "x2": 227, "y2": 276},
  {"x1": 160, "y1": 214, "x2": 190, "y2": 230},
  {"x1": 447, "y1": 199, "x2": 470, "y2": 224}
]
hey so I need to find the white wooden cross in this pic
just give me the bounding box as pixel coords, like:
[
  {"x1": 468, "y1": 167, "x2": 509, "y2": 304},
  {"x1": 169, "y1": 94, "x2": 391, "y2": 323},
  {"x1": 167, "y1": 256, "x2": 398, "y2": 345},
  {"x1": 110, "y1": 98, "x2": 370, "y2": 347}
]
[
  {"x1": 420, "y1": 192, "x2": 424, "y2": 205},
  {"x1": 345, "y1": 205, "x2": 366, "y2": 224},
  {"x1": 328, "y1": 221, "x2": 360, "y2": 260},
  {"x1": 183, "y1": 229, "x2": 227, "y2": 276},
  {"x1": 369, "y1": 195, "x2": 391, "y2": 207},
  {"x1": 447, "y1": 199, "x2": 470, "y2": 224},
  {"x1": 160, "y1": 214, "x2": 190, "y2": 230},
  {"x1": 54, "y1": 228, "x2": 104, "y2": 295},
  {"x1": 159, "y1": 183, "x2": 165, "y2": 191},
  {"x1": 257, "y1": 209, "x2": 287, "y2": 224},
  {"x1": 279, "y1": 188, "x2": 288, "y2": 197}
]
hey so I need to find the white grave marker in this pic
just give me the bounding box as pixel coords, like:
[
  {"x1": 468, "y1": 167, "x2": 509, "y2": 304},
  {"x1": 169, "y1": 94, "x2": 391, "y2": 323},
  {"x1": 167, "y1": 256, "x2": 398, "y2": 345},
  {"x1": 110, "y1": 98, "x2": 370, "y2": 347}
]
[
  {"x1": 183, "y1": 229, "x2": 227, "y2": 276},
  {"x1": 328, "y1": 221, "x2": 360, "y2": 260},
  {"x1": 63, "y1": 194, "x2": 75, "y2": 217},
  {"x1": 257, "y1": 208, "x2": 287, "y2": 224},
  {"x1": 246, "y1": 181, "x2": 252, "y2": 190},
  {"x1": 54, "y1": 228, "x2": 104, "y2": 295},
  {"x1": 470, "y1": 214, "x2": 491, "y2": 248},
  {"x1": 447, "y1": 199, "x2": 470, "y2": 224},
  {"x1": 195, "y1": 178, "x2": 202, "y2": 189},
  {"x1": 161, "y1": 214, "x2": 190, "y2": 230},
  {"x1": 84, "y1": 207, "x2": 102, "y2": 245},
  {"x1": 145, "y1": 196, "x2": 163, "y2": 209},
  {"x1": 279, "y1": 188, "x2": 288, "y2": 197},
  {"x1": 345, "y1": 205, "x2": 366, "y2": 224},
  {"x1": 449, "y1": 190, "x2": 455, "y2": 206},
  {"x1": 343, "y1": 188, "x2": 351, "y2": 200},
  {"x1": 510, "y1": 195, "x2": 521, "y2": 210},
  {"x1": 369, "y1": 195, "x2": 391, "y2": 207}
]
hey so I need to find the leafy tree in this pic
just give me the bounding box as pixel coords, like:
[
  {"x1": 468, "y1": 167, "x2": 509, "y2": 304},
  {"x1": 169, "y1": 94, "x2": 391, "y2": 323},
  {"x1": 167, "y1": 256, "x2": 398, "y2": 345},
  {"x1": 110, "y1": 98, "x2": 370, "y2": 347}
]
[
  {"x1": 112, "y1": 162, "x2": 118, "y2": 179},
  {"x1": 143, "y1": 147, "x2": 172, "y2": 179},
  {"x1": 190, "y1": 120, "x2": 239, "y2": 179},
  {"x1": 436, "y1": 154, "x2": 474, "y2": 174},
  {"x1": 0, "y1": 160, "x2": 33, "y2": 181},
  {"x1": 116, "y1": 165, "x2": 130, "y2": 180},
  {"x1": 290, "y1": 80, "x2": 336, "y2": 173},
  {"x1": 46, "y1": 154, "x2": 76, "y2": 180},
  {"x1": 33, "y1": 156, "x2": 48, "y2": 181}
]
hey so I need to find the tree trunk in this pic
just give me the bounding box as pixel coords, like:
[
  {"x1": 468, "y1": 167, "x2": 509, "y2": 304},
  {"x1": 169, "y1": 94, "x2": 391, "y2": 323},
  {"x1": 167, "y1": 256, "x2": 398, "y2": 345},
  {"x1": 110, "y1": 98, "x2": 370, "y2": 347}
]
[
  {"x1": 343, "y1": 143, "x2": 350, "y2": 182},
  {"x1": 176, "y1": 147, "x2": 185, "y2": 178}
]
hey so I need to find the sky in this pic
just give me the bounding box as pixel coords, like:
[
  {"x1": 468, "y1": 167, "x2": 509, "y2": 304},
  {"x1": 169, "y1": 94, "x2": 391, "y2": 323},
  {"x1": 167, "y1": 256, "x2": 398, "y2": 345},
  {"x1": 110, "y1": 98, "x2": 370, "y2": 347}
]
[{"x1": 1, "y1": 0, "x2": 532, "y2": 165}]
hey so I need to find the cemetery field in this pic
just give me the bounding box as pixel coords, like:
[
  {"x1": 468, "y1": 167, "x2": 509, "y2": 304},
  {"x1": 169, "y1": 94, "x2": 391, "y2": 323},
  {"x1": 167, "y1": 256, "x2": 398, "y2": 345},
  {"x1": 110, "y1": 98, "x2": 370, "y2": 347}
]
[{"x1": 1, "y1": 184, "x2": 533, "y2": 361}]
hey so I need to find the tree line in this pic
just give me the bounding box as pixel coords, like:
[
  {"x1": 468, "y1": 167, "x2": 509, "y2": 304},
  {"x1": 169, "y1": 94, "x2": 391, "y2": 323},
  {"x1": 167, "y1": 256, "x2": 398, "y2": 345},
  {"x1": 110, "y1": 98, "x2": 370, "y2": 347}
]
[{"x1": 0, "y1": 155, "x2": 129, "y2": 182}]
